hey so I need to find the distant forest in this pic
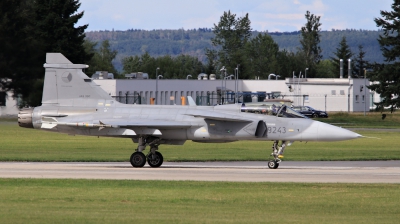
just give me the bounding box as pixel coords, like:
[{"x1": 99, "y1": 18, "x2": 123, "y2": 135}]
[{"x1": 85, "y1": 29, "x2": 385, "y2": 72}]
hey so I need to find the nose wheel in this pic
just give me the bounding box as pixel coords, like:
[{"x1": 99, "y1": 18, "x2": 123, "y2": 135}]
[{"x1": 268, "y1": 159, "x2": 280, "y2": 169}]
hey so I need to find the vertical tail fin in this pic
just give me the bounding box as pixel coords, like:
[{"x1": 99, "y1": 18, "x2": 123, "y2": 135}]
[
  {"x1": 187, "y1": 96, "x2": 196, "y2": 106},
  {"x1": 42, "y1": 53, "x2": 113, "y2": 106}
]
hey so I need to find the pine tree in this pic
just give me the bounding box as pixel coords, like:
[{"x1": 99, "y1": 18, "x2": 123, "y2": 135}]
[
  {"x1": 369, "y1": 0, "x2": 400, "y2": 112},
  {"x1": 330, "y1": 36, "x2": 353, "y2": 78},
  {"x1": 299, "y1": 11, "x2": 322, "y2": 78},
  {"x1": 7, "y1": 0, "x2": 91, "y2": 106},
  {"x1": 204, "y1": 50, "x2": 218, "y2": 75},
  {"x1": 353, "y1": 45, "x2": 368, "y2": 78},
  {"x1": 34, "y1": 0, "x2": 89, "y2": 63},
  {"x1": 89, "y1": 40, "x2": 118, "y2": 76},
  {"x1": 0, "y1": 0, "x2": 43, "y2": 107}
]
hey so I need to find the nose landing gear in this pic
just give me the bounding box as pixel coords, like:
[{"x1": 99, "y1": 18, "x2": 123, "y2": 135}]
[{"x1": 268, "y1": 140, "x2": 288, "y2": 169}]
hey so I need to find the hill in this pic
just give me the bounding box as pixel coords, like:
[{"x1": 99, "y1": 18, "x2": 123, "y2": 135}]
[{"x1": 85, "y1": 29, "x2": 384, "y2": 72}]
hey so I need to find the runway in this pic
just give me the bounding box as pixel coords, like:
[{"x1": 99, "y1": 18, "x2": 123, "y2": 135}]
[{"x1": 1, "y1": 161, "x2": 399, "y2": 183}]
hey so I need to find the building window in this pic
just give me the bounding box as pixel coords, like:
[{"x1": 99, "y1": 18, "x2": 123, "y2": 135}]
[
  {"x1": 362, "y1": 95, "x2": 365, "y2": 102},
  {"x1": 165, "y1": 91, "x2": 168, "y2": 105},
  {"x1": 331, "y1": 90, "x2": 336, "y2": 95},
  {"x1": 0, "y1": 92, "x2": 6, "y2": 106},
  {"x1": 356, "y1": 95, "x2": 359, "y2": 102},
  {"x1": 340, "y1": 90, "x2": 345, "y2": 95}
]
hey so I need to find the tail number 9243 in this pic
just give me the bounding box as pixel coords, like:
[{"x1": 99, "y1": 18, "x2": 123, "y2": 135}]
[{"x1": 267, "y1": 127, "x2": 286, "y2": 134}]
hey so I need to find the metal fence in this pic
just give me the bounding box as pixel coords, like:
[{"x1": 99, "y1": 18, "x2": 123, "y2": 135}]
[
  {"x1": 195, "y1": 92, "x2": 283, "y2": 106},
  {"x1": 111, "y1": 91, "x2": 372, "y2": 112},
  {"x1": 112, "y1": 92, "x2": 284, "y2": 106}
]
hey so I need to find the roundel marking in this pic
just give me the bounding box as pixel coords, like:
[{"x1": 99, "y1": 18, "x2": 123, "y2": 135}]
[{"x1": 61, "y1": 72, "x2": 73, "y2": 83}]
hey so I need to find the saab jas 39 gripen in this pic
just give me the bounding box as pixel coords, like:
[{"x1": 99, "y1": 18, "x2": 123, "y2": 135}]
[{"x1": 18, "y1": 53, "x2": 362, "y2": 169}]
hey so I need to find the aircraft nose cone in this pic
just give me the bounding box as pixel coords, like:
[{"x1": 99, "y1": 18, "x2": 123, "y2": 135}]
[{"x1": 316, "y1": 121, "x2": 362, "y2": 141}]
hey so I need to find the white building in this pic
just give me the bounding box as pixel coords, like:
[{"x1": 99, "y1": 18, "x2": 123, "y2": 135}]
[
  {"x1": 0, "y1": 76, "x2": 378, "y2": 116},
  {"x1": 93, "y1": 77, "x2": 375, "y2": 112}
]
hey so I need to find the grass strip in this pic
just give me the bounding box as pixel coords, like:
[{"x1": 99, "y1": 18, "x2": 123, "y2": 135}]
[
  {"x1": 319, "y1": 111, "x2": 400, "y2": 128},
  {"x1": 0, "y1": 179, "x2": 400, "y2": 223},
  {"x1": 1, "y1": 122, "x2": 400, "y2": 161},
  {"x1": 0, "y1": 179, "x2": 399, "y2": 224}
]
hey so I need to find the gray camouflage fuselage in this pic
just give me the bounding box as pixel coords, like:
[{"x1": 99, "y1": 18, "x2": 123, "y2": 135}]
[{"x1": 27, "y1": 103, "x2": 360, "y2": 144}]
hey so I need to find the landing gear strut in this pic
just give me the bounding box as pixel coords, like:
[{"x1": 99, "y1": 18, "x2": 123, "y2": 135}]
[
  {"x1": 130, "y1": 136, "x2": 164, "y2": 168},
  {"x1": 268, "y1": 140, "x2": 288, "y2": 169}
]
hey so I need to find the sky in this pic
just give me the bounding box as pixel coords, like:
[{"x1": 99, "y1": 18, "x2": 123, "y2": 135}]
[{"x1": 78, "y1": 0, "x2": 393, "y2": 32}]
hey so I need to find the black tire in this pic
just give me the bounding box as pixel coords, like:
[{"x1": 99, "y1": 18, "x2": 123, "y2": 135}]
[
  {"x1": 312, "y1": 114, "x2": 318, "y2": 118},
  {"x1": 147, "y1": 151, "x2": 164, "y2": 168},
  {"x1": 268, "y1": 160, "x2": 279, "y2": 169},
  {"x1": 130, "y1": 152, "x2": 146, "y2": 167}
]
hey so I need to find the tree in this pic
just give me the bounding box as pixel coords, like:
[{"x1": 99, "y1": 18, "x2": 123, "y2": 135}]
[
  {"x1": 122, "y1": 53, "x2": 204, "y2": 79},
  {"x1": 83, "y1": 39, "x2": 98, "y2": 75},
  {"x1": 315, "y1": 60, "x2": 336, "y2": 78},
  {"x1": 369, "y1": 0, "x2": 400, "y2": 112},
  {"x1": 34, "y1": 0, "x2": 90, "y2": 64},
  {"x1": 299, "y1": 11, "x2": 322, "y2": 78},
  {"x1": 243, "y1": 33, "x2": 280, "y2": 79},
  {"x1": 122, "y1": 55, "x2": 142, "y2": 75},
  {"x1": 206, "y1": 11, "x2": 251, "y2": 77},
  {"x1": 0, "y1": 0, "x2": 90, "y2": 107},
  {"x1": 87, "y1": 40, "x2": 118, "y2": 76},
  {"x1": 204, "y1": 49, "x2": 218, "y2": 75},
  {"x1": 0, "y1": 0, "x2": 43, "y2": 107},
  {"x1": 12, "y1": 0, "x2": 90, "y2": 106},
  {"x1": 353, "y1": 45, "x2": 369, "y2": 78},
  {"x1": 330, "y1": 36, "x2": 353, "y2": 78}
]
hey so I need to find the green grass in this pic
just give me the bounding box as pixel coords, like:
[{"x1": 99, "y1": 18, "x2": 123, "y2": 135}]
[
  {"x1": 319, "y1": 111, "x2": 400, "y2": 128},
  {"x1": 0, "y1": 179, "x2": 399, "y2": 224},
  {"x1": 1, "y1": 115, "x2": 399, "y2": 224},
  {"x1": 1, "y1": 122, "x2": 400, "y2": 161}
]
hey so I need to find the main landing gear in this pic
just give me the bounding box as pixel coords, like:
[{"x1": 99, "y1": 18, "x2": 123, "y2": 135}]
[
  {"x1": 130, "y1": 136, "x2": 164, "y2": 168},
  {"x1": 268, "y1": 140, "x2": 288, "y2": 169}
]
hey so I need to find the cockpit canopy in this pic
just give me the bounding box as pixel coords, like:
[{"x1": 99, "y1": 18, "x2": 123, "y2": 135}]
[{"x1": 241, "y1": 103, "x2": 307, "y2": 119}]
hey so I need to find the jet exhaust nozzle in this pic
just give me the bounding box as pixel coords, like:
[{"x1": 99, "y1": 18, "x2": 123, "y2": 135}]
[{"x1": 18, "y1": 108, "x2": 34, "y2": 129}]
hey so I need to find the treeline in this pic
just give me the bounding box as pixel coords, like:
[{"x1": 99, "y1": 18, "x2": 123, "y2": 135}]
[
  {"x1": 270, "y1": 30, "x2": 383, "y2": 63},
  {"x1": 122, "y1": 53, "x2": 204, "y2": 79},
  {"x1": 86, "y1": 29, "x2": 384, "y2": 72}
]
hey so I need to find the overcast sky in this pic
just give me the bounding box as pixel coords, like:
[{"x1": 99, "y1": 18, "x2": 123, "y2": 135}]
[{"x1": 78, "y1": 0, "x2": 393, "y2": 32}]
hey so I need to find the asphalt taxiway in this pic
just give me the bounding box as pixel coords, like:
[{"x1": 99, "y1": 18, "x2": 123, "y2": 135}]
[{"x1": 0, "y1": 161, "x2": 399, "y2": 183}]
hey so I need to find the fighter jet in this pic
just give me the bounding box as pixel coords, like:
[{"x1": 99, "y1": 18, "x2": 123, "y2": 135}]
[{"x1": 18, "y1": 53, "x2": 362, "y2": 169}]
